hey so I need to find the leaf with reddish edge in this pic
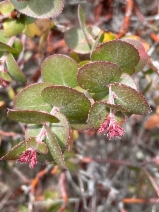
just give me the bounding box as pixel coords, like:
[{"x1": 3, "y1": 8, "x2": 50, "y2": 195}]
[
  {"x1": 10, "y1": 0, "x2": 64, "y2": 19},
  {"x1": 13, "y1": 83, "x2": 53, "y2": 112},
  {"x1": 111, "y1": 83, "x2": 151, "y2": 115},
  {"x1": 0, "y1": 141, "x2": 26, "y2": 160},
  {"x1": 7, "y1": 109, "x2": 59, "y2": 124},
  {"x1": 77, "y1": 61, "x2": 122, "y2": 93},
  {"x1": 41, "y1": 54, "x2": 78, "y2": 88},
  {"x1": 5, "y1": 53, "x2": 26, "y2": 83},
  {"x1": 91, "y1": 40, "x2": 140, "y2": 75},
  {"x1": 41, "y1": 85, "x2": 91, "y2": 121},
  {"x1": 44, "y1": 125, "x2": 66, "y2": 169},
  {"x1": 123, "y1": 38, "x2": 148, "y2": 73},
  {"x1": 103, "y1": 102, "x2": 129, "y2": 113},
  {"x1": 26, "y1": 137, "x2": 48, "y2": 154}
]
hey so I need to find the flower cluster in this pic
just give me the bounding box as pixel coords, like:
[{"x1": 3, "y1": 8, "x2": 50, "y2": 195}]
[
  {"x1": 98, "y1": 115, "x2": 124, "y2": 139},
  {"x1": 18, "y1": 148, "x2": 37, "y2": 168}
]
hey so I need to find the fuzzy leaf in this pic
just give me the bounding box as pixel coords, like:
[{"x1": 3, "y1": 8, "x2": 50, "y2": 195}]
[
  {"x1": 5, "y1": 53, "x2": 26, "y2": 83},
  {"x1": 41, "y1": 54, "x2": 78, "y2": 87},
  {"x1": 8, "y1": 109, "x2": 59, "y2": 124},
  {"x1": 111, "y1": 83, "x2": 151, "y2": 115},
  {"x1": 44, "y1": 125, "x2": 66, "y2": 169},
  {"x1": 77, "y1": 61, "x2": 121, "y2": 92},
  {"x1": 1, "y1": 141, "x2": 26, "y2": 160},
  {"x1": 10, "y1": 0, "x2": 64, "y2": 19},
  {"x1": 13, "y1": 83, "x2": 53, "y2": 112},
  {"x1": 91, "y1": 40, "x2": 140, "y2": 74},
  {"x1": 123, "y1": 38, "x2": 148, "y2": 73},
  {"x1": 69, "y1": 120, "x2": 90, "y2": 131},
  {"x1": 41, "y1": 86, "x2": 91, "y2": 121}
]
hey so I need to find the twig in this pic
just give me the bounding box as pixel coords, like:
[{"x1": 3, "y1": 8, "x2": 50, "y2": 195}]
[
  {"x1": 142, "y1": 167, "x2": 159, "y2": 197},
  {"x1": 123, "y1": 198, "x2": 159, "y2": 204},
  {"x1": 116, "y1": 0, "x2": 133, "y2": 38},
  {"x1": 0, "y1": 191, "x2": 12, "y2": 211},
  {"x1": 0, "y1": 130, "x2": 19, "y2": 137}
]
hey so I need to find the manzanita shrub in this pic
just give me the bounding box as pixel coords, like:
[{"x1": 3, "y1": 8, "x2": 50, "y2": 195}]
[{"x1": 0, "y1": 3, "x2": 151, "y2": 169}]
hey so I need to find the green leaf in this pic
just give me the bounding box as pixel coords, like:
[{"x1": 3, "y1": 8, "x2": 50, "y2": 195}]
[
  {"x1": 0, "y1": 0, "x2": 14, "y2": 14},
  {"x1": 10, "y1": 0, "x2": 64, "y2": 19},
  {"x1": 91, "y1": 40, "x2": 140, "y2": 74},
  {"x1": 69, "y1": 120, "x2": 90, "y2": 131},
  {"x1": 111, "y1": 83, "x2": 151, "y2": 115},
  {"x1": 26, "y1": 112, "x2": 70, "y2": 164},
  {"x1": 7, "y1": 109, "x2": 59, "y2": 124},
  {"x1": 5, "y1": 53, "x2": 26, "y2": 83},
  {"x1": 120, "y1": 73, "x2": 137, "y2": 90},
  {"x1": 78, "y1": 5, "x2": 94, "y2": 46},
  {"x1": 44, "y1": 125, "x2": 66, "y2": 169},
  {"x1": 3, "y1": 16, "x2": 25, "y2": 37},
  {"x1": 88, "y1": 102, "x2": 109, "y2": 129},
  {"x1": 1, "y1": 141, "x2": 26, "y2": 160},
  {"x1": 41, "y1": 54, "x2": 78, "y2": 87},
  {"x1": 77, "y1": 61, "x2": 121, "y2": 92},
  {"x1": 26, "y1": 137, "x2": 48, "y2": 154},
  {"x1": 123, "y1": 38, "x2": 148, "y2": 73},
  {"x1": 0, "y1": 71, "x2": 12, "y2": 82},
  {"x1": 13, "y1": 83, "x2": 53, "y2": 112},
  {"x1": 0, "y1": 42, "x2": 20, "y2": 54},
  {"x1": 41, "y1": 86, "x2": 91, "y2": 121},
  {"x1": 65, "y1": 26, "x2": 91, "y2": 54},
  {"x1": 49, "y1": 112, "x2": 70, "y2": 151}
]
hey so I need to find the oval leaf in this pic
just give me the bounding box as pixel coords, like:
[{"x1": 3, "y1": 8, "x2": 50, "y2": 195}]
[
  {"x1": 6, "y1": 53, "x2": 26, "y2": 83},
  {"x1": 111, "y1": 83, "x2": 151, "y2": 115},
  {"x1": 1, "y1": 141, "x2": 26, "y2": 160},
  {"x1": 41, "y1": 54, "x2": 78, "y2": 87},
  {"x1": 77, "y1": 61, "x2": 122, "y2": 92},
  {"x1": 123, "y1": 38, "x2": 148, "y2": 73},
  {"x1": 10, "y1": 0, "x2": 64, "y2": 19},
  {"x1": 91, "y1": 40, "x2": 140, "y2": 74},
  {"x1": 13, "y1": 83, "x2": 53, "y2": 112},
  {"x1": 44, "y1": 125, "x2": 66, "y2": 169},
  {"x1": 7, "y1": 109, "x2": 59, "y2": 124},
  {"x1": 41, "y1": 86, "x2": 91, "y2": 121}
]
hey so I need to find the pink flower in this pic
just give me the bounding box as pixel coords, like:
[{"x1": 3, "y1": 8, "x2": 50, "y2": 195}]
[
  {"x1": 18, "y1": 148, "x2": 37, "y2": 168},
  {"x1": 98, "y1": 116, "x2": 124, "y2": 139}
]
